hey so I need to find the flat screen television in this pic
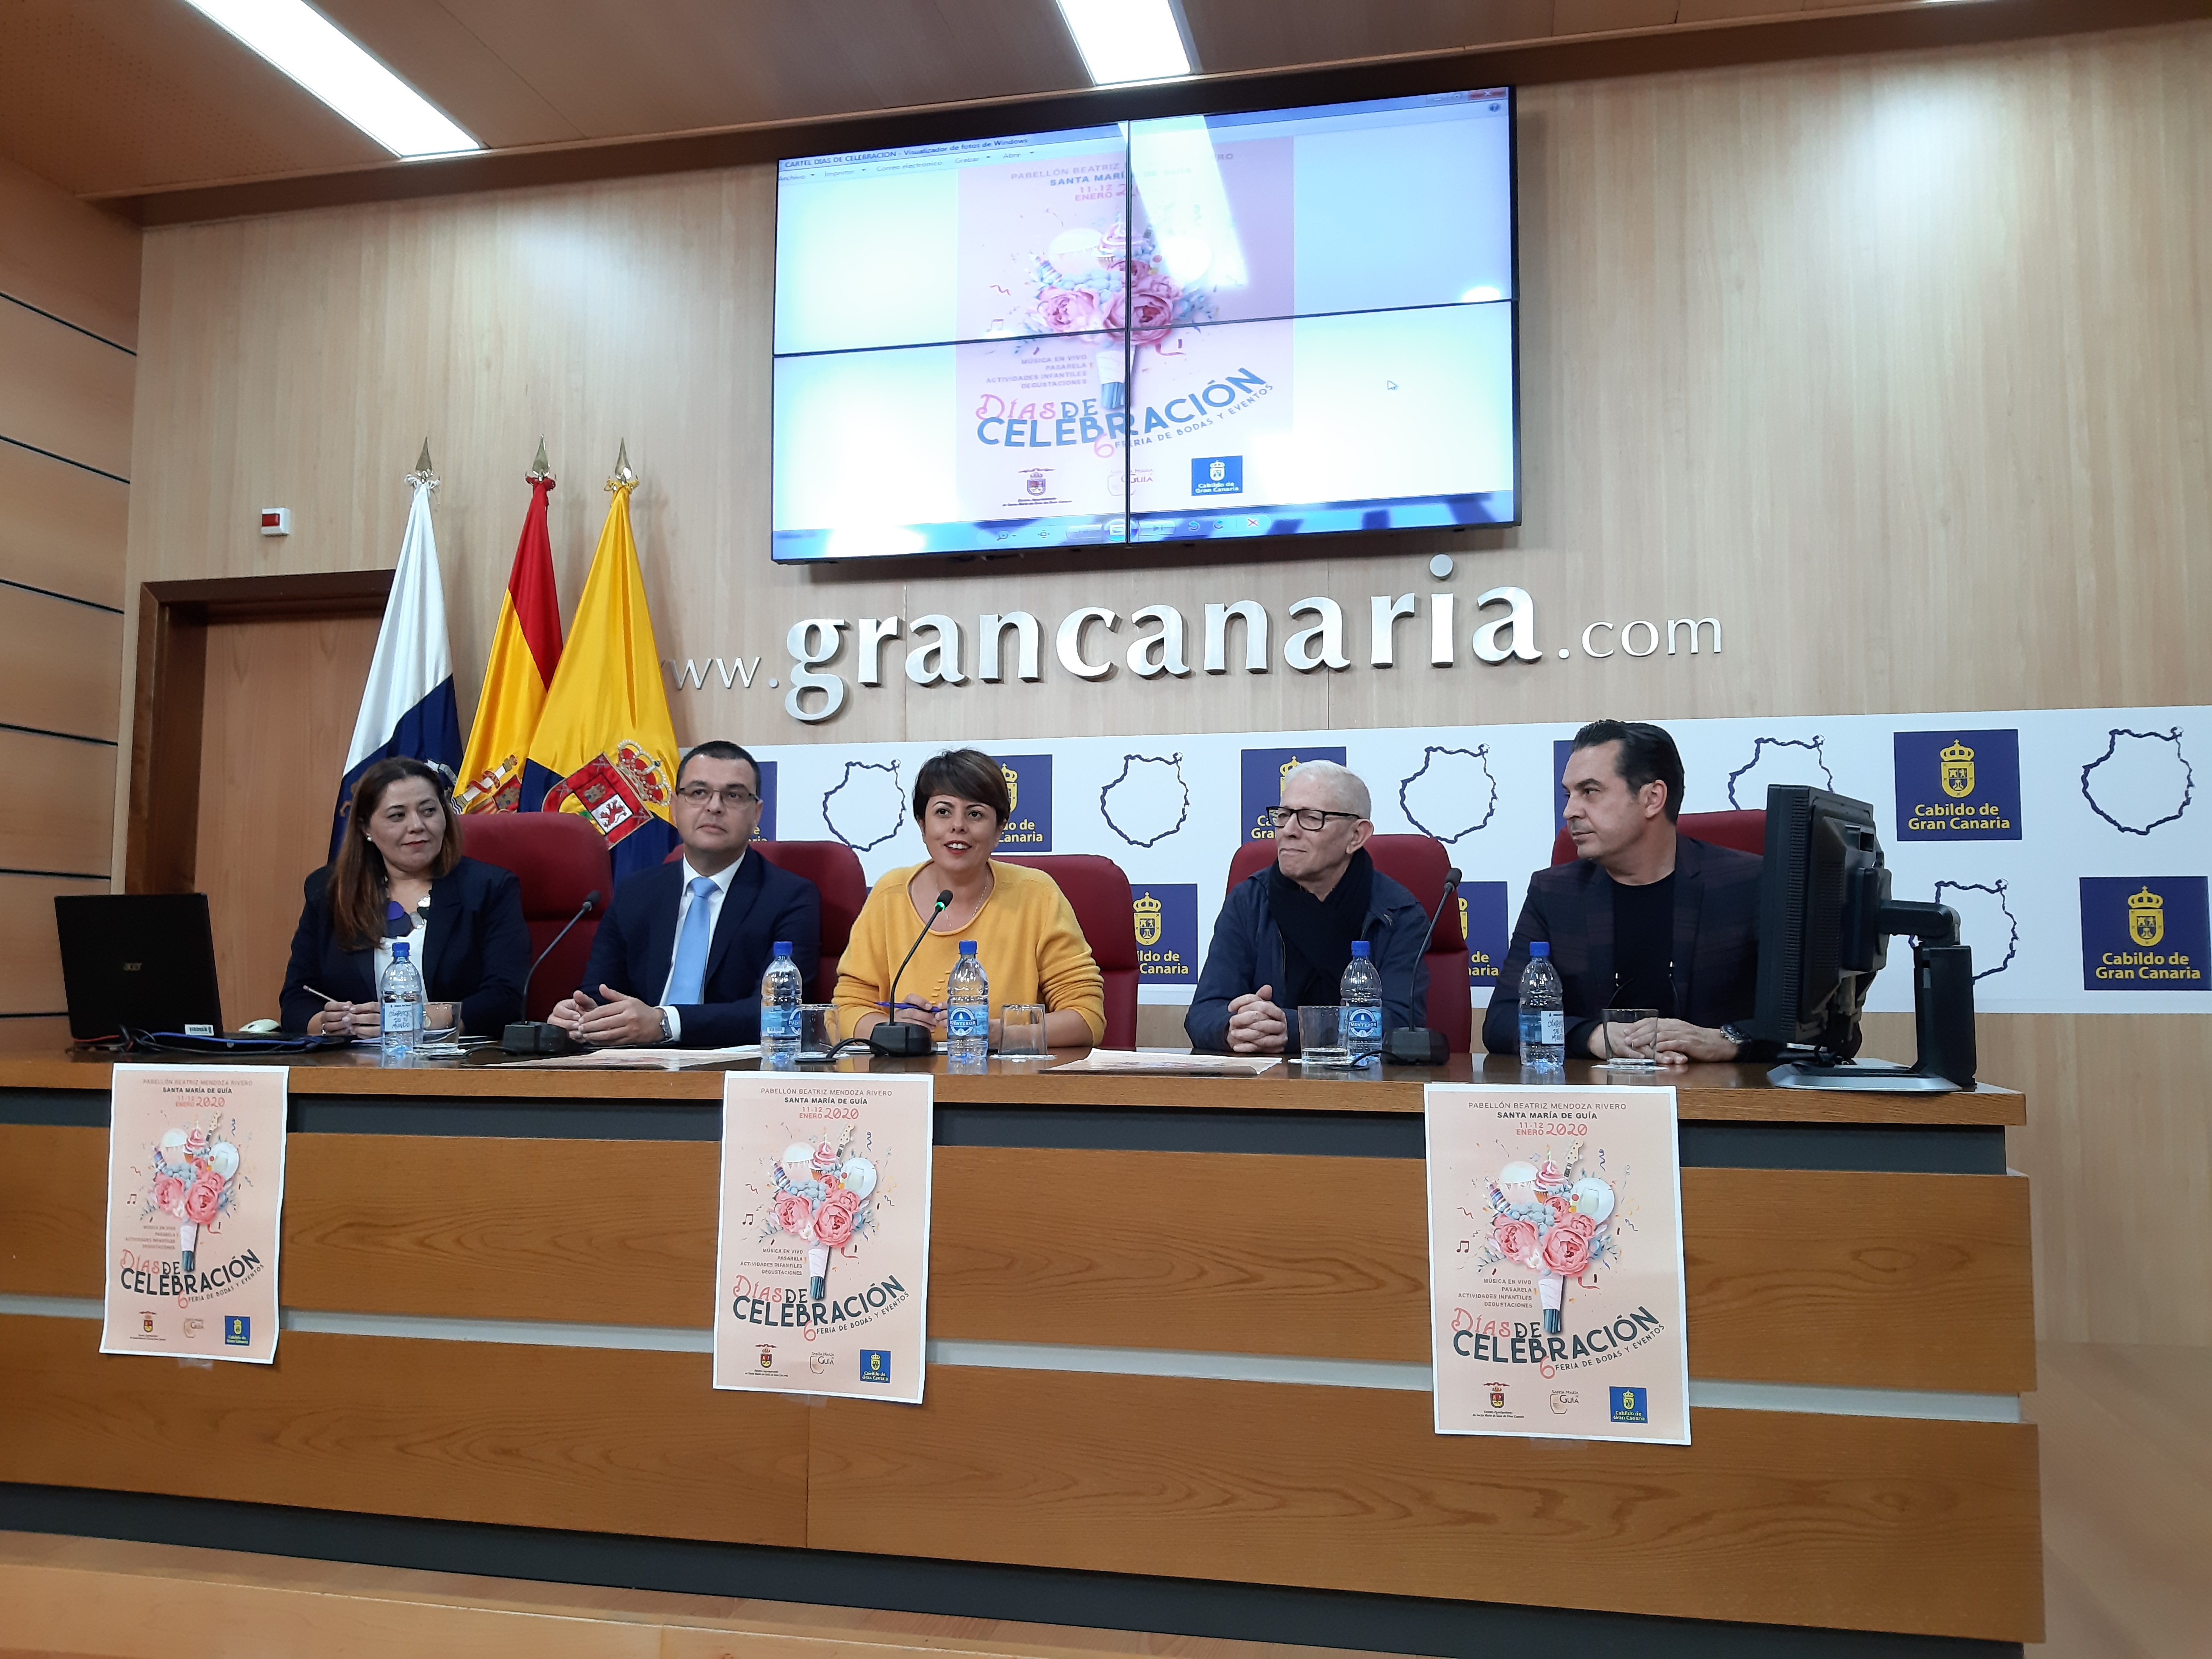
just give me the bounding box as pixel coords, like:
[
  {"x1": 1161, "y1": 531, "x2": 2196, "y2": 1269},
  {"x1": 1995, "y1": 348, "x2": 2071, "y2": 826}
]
[{"x1": 771, "y1": 88, "x2": 1518, "y2": 561}]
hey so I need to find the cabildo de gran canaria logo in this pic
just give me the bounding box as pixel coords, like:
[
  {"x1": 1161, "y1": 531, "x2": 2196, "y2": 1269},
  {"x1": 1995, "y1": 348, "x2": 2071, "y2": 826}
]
[
  {"x1": 1132, "y1": 885, "x2": 1199, "y2": 982},
  {"x1": 990, "y1": 753, "x2": 1052, "y2": 849},
  {"x1": 1893, "y1": 729, "x2": 2022, "y2": 841},
  {"x1": 2080, "y1": 876, "x2": 2209, "y2": 991}
]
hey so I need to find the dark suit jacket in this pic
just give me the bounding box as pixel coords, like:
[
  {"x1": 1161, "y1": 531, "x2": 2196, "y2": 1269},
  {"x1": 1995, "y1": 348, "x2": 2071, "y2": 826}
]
[
  {"x1": 1481, "y1": 836, "x2": 1768, "y2": 1058},
  {"x1": 279, "y1": 857, "x2": 531, "y2": 1035},
  {"x1": 577, "y1": 852, "x2": 821, "y2": 1048}
]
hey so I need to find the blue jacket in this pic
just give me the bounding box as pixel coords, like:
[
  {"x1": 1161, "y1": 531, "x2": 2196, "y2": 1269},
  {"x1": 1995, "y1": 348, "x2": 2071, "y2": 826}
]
[
  {"x1": 1186, "y1": 863, "x2": 1431, "y2": 1053},
  {"x1": 578, "y1": 851, "x2": 821, "y2": 1048},
  {"x1": 279, "y1": 856, "x2": 530, "y2": 1034}
]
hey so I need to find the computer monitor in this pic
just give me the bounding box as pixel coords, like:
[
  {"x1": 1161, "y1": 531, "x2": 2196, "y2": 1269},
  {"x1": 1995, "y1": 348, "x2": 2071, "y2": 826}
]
[
  {"x1": 1750, "y1": 785, "x2": 1977, "y2": 1092},
  {"x1": 55, "y1": 893, "x2": 225, "y2": 1041}
]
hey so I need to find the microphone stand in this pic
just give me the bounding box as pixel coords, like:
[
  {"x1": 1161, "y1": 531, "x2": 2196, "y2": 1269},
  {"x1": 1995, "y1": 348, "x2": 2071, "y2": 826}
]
[
  {"x1": 501, "y1": 889, "x2": 603, "y2": 1055},
  {"x1": 1383, "y1": 867, "x2": 1461, "y2": 1067},
  {"x1": 869, "y1": 890, "x2": 952, "y2": 1057}
]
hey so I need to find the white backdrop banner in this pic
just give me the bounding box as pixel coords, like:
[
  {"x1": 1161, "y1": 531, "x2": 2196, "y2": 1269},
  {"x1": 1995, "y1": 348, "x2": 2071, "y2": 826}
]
[{"x1": 746, "y1": 704, "x2": 2206, "y2": 1016}]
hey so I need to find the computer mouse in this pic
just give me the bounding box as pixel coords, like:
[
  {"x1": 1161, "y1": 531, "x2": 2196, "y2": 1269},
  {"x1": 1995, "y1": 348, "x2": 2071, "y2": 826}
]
[{"x1": 240, "y1": 1018, "x2": 282, "y2": 1034}]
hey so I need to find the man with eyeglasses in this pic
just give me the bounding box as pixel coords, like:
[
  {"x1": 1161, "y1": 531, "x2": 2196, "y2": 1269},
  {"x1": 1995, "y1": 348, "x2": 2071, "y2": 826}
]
[
  {"x1": 1186, "y1": 760, "x2": 1431, "y2": 1055},
  {"x1": 551, "y1": 740, "x2": 820, "y2": 1047}
]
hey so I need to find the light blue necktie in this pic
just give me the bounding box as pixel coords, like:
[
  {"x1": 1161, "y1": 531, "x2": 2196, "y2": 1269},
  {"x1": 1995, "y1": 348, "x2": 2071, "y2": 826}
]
[{"x1": 664, "y1": 877, "x2": 717, "y2": 1004}]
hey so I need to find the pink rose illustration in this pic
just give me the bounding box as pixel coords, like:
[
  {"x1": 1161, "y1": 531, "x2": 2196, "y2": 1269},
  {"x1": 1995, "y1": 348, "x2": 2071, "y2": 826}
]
[
  {"x1": 772, "y1": 1192, "x2": 815, "y2": 1237},
  {"x1": 1492, "y1": 1217, "x2": 1538, "y2": 1265},
  {"x1": 1035, "y1": 287, "x2": 1101, "y2": 332},
  {"x1": 1126, "y1": 276, "x2": 1179, "y2": 346},
  {"x1": 154, "y1": 1174, "x2": 186, "y2": 1216},
  {"x1": 182, "y1": 1174, "x2": 222, "y2": 1227},
  {"x1": 1541, "y1": 1212, "x2": 1598, "y2": 1277},
  {"x1": 1544, "y1": 1193, "x2": 1573, "y2": 1223},
  {"x1": 813, "y1": 1188, "x2": 863, "y2": 1249}
]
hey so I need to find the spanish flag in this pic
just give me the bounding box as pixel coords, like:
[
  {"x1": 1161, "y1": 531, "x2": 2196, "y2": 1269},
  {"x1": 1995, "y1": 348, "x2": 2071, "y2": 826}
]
[
  {"x1": 457, "y1": 466, "x2": 562, "y2": 812},
  {"x1": 520, "y1": 458, "x2": 681, "y2": 879}
]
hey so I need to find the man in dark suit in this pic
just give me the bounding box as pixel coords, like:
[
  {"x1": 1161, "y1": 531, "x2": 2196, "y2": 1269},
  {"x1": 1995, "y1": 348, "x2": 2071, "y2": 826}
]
[
  {"x1": 551, "y1": 740, "x2": 819, "y2": 1047},
  {"x1": 1483, "y1": 720, "x2": 1764, "y2": 1064}
]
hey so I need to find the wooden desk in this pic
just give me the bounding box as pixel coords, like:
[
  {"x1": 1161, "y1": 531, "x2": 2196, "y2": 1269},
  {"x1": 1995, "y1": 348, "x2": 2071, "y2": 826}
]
[{"x1": 0, "y1": 1052, "x2": 2041, "y2": 1652}]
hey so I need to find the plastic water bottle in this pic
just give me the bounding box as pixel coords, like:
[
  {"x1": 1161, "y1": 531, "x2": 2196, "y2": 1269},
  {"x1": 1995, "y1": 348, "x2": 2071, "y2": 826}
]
[
  {"x1": 760, "y1": 941, "x2": 803, "y2": 1069},
  {"x1": 946, "y1": 940, "x2": 990, "y2": 1070},
  {"x1": 1518, "y1": 941, "x2": 1565, "y2": 1074},
  {"x1": 1340, "y1": 940, "x2": 1383, "y2": 1065},
  {"x1": 378, "y1": 941, "x2": 423, "y2": 1067}
]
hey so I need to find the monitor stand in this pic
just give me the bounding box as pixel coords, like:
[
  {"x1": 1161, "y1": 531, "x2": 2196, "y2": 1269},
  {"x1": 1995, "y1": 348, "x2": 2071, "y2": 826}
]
[{"x1": 1770, "y1": 935, "x2": 1977, "y2": 1094}]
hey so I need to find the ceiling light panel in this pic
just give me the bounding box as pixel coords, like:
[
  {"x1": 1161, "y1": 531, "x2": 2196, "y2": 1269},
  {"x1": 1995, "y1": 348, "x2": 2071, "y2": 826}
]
[
  {"x1": 1054, "y1": 0, "x2": 1193, "y2": 86},
  {"x1": 180, "y1": 0, "x2": 480, "y2": 159}
]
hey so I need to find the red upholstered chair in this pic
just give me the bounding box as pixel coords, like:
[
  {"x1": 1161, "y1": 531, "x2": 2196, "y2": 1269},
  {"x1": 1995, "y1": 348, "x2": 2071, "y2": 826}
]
[
  {"x1": 752, "y1": 840, "x2": 867, "y2": 1001},
  {"x1": 996, "y1": 853, "x2": 1139, "y2": 1049},
  {"x1": 1224, "y1": 833, "x2": 1470, "y2": 1052},
  {"x1": 458, "y1": 813, "x2": 614, "y2": 1022},
  {"x1": 1549, "y1": 810, "x2": 1768, "y2": 865}
]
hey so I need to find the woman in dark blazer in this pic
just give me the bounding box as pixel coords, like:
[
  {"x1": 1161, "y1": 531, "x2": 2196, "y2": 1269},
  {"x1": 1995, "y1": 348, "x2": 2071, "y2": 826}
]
[{"x1": 278, "y1": 757, "x2": 530, "y2": 1035}]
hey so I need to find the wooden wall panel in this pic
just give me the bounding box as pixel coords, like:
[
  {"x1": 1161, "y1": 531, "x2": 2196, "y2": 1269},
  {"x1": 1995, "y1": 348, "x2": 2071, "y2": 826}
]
[
  {"x1": 0, "y1": 728, "x2": 116, "y2": 878},
  {"x1": 807, "y1": 1366, "x2": 2043, "y2": 1641},
  {"x1": 0, "y1": 874, "x2": 105, "y2": 1014},
  {"x1": 0, "y1": 439, "x2": 129, "y2": 610},
  {"x1": 0, "y1": 298, "x2": 135, "y2": 479},
  {"x1": 0, "y1": 585, "x2": 124, "y2": 741},
  {"x1": 193, "y1": 612, "x2": 382, "y2": 1024},
  {"x1": 0, "y1": 1318, "x2": 810, "y2": 1549},
  {"x1": 0, "y1": 154, "x2": 141, "y2": 350}
]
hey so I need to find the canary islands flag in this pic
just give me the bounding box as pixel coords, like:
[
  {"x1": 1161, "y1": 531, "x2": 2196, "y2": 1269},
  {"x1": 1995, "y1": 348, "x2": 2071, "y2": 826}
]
[
  {"x1": 521, "y1": 474, "x2": 681, "y2": 879},
  {"x1": 457, "y1": 471, "x2": 562, "y2": 812},
  {"x1": 330, "y1": 474, "x2": 462, "y2": 859}
]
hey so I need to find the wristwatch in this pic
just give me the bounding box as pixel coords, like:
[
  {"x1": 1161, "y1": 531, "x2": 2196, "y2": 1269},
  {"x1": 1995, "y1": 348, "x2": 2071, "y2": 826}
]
[
  {"x1": 1720, "y1": 1022, "x2": 1748, "y2": 1051},
  {"x1": 658, "y1": 1008, "x2": 675, "y2": 1044}
]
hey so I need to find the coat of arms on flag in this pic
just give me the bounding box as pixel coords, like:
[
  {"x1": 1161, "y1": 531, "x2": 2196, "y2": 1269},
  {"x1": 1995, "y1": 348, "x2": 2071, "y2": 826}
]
[{"x1": 542, "y1": 741, "x2": 673, "y2": 846}]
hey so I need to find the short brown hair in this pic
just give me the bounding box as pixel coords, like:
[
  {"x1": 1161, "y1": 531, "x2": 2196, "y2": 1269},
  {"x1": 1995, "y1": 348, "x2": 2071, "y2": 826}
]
[
  {"x1": 911, "y1": 748, "x2": 1010, "y2": 828},
  {"x1": 328, "y1": 758, "x2": 462, "y2": 948}
]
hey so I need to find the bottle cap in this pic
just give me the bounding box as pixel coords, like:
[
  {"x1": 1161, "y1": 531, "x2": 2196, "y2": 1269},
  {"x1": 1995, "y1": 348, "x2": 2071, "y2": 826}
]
[
  {"x1": 773, "y1": 940, "x2": 792, "y2": 956},
  {"x1": 1529, "y1": 941, "x2": 1550, "y2": 958},
  {"x1": 1350, "y1": 940, "x2": 1370, "y2": 957},
  {"x1": 959, "y1": 939, "x2": 978, "y2": 956},
  {"x1": 392, "y1": 942, "x2": 409, "y2": 959}
]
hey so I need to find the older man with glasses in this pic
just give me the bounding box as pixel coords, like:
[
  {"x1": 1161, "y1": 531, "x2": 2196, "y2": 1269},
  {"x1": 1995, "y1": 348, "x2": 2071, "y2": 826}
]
[
  {"x1": 1186, "y1": 759, "x2": 1431, "y2": 1056},
  {"x1": 551, "y1": 740, "x2": 821, "y2": 1047}
]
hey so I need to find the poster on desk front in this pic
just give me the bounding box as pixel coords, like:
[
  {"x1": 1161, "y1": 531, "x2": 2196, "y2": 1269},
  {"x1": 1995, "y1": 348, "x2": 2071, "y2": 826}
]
[
  {"x1": 713, "y1": 1072, "x2": 933, "y2": 1403},
  {"x1": 1424, "y1": 1084, "x2": 1689, "y2": 1444},
  {"x1": 100, "y1": 1065, "x2": 287, "y2": 1364}
]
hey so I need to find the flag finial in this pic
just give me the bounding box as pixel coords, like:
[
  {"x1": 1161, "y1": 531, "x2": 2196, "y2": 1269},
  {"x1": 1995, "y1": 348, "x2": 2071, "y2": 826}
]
[
  {"x1": 406, "y1": 439, "x2": 440, "y2": 492},
  {"x1": 528, "y1": 437, "x2": 553, "y2": 482},
  {"x1": 607, "y1": 439, "x2": 637, "y2": 491}
]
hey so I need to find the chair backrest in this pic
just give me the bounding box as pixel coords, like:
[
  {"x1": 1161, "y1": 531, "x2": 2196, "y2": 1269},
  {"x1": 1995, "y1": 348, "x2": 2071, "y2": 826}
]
[
  {"x1": 1223, "y1": 833, "x2": 1469, "y2": 1051},
  {"x1": 1548, "y1": 809, "x2": 1768, "y2": 866},
  {"x1": 995, "y1": 853, "x2": 1138, "y2": 1049},
  {"x1": 752, "y1": 840, "x2": 867, "y2": 1001},
  {"x1": 458, "y1": 812, "x2": 614, "y2": 1022}
]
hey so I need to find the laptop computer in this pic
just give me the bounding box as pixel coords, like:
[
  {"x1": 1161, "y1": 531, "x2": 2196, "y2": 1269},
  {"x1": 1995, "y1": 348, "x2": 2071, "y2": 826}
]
[{"x1": 55, "y1": 893, "x2": 225, "y2": 1041}]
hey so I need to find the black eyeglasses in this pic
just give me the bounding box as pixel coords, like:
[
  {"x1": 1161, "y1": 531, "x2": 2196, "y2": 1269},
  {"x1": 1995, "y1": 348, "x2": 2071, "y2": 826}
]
[
  {"x1": 677, "y1": 785, "x2": 760, "y2": 808},
  {"x1": 1266, "y1": 806, "x2": 1362, "y2": 831}
]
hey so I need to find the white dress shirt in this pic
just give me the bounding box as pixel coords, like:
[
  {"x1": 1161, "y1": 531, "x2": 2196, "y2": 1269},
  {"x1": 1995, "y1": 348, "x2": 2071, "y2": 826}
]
[{"x1": 658, "y1": 852, "x2": 744, "y2": 1040}]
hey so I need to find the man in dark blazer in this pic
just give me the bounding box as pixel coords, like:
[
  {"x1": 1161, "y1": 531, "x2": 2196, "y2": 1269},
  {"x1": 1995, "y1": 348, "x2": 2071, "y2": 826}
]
[
  {"x1": 551, "y1": 741, "x2": 820, "y2": 1048},
  {"x1": 1483, "y1": 720, "x2": 1766, "y2": 1064}
]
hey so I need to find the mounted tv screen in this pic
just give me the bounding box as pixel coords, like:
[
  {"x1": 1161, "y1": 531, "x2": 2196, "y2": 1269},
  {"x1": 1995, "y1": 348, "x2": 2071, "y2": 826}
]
[{"x1": 771, "y1": 88, "x2": 1517, "y2": 562}]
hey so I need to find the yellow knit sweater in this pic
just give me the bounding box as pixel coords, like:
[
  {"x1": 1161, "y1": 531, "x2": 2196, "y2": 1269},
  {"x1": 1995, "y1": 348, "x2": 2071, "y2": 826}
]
[{"x1": 834, "y1": 860, "x2": 1107, "y2": 1045}]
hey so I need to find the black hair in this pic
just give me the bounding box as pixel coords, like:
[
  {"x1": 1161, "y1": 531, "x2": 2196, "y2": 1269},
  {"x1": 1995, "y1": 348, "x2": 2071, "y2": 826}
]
[
  {"x1": 677, "y1": 740, "x2": 760, "y2": 791},
  {"x1": 1570, "y1": 720, "x2": 1685, "y2": 822},
  {"x1": 911, "y1": 748, "x2": 1011, "y2": 828}
]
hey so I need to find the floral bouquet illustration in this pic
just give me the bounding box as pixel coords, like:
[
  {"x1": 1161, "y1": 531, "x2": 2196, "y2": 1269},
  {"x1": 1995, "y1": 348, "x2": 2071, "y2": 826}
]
[
  {"x1": 1482, "y1": 1157, "x2": 1616, "y2": 1334},
  {"x1": 1004, "y1": 225, "x2": 1218, "y2": 359},
  {"x1": 143, "y1": 1123, "x2": 241, "y2": 1274},
  {"x1": 763, "y1": 1138, "x2": 881, "y2": 1300}
]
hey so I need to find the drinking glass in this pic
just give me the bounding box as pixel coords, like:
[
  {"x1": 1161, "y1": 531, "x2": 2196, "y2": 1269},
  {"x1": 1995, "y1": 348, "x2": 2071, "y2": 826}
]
[
  {"x1": 1000, "y1": 1003, "x2": 1049, "y2": 1057},
  {"x1": 1600, "y1": 1008, "x2": 1659, "y2": 1070},
  {"x1": 1298, "y1": 1005, "x2": 1350, "y2": 1067},
  {"x1": 799, "y1": 1004, "x2": 840, "y2": 1061}
]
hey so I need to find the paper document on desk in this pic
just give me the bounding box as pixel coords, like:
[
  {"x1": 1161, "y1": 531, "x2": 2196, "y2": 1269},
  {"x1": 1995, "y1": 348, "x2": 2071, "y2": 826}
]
[
  {"x1": 498, "y1": 1045, "x2": 761, "y2": 1069},
  {"x1": 714, "y1": 1071, "x2": 933, "y2": 1404},
  {"x1": 101, "y1": 1065, "x2": 288, "y2": 1365},
  {"x1": 1424, "y1": 1083, "x2": 1689, "y2": 1445},
  {"x1": 1046, "y1": 1049, "x2": 1283, "y2": 1076}
]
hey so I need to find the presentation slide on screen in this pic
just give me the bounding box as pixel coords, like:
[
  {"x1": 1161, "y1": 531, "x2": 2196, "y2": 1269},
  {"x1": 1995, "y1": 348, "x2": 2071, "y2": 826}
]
[{"x1": 771, "y1": 91, "x2": 1517, "y2": 560}]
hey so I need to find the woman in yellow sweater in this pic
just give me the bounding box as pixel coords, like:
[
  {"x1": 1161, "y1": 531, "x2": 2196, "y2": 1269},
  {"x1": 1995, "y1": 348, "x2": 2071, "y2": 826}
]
[{"x1": 836, "y1": 749, "x2": 1106, "y2": 1049}]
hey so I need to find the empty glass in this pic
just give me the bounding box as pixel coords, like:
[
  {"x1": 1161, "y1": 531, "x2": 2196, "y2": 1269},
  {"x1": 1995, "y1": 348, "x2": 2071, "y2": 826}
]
[
  {"x1": 1600, "y1": 1008, "x2": 1659, "y2": 1070},
  {"x1": 1000, "y1": 1003, "x2": 1049, "y2": 1057},
  {"x1": 799, "y1": 1004, "x2": 840, "y2": 1061},
  {"x1": 1298, "y1": 1005, "x2": 1350, "y2": 1067}
]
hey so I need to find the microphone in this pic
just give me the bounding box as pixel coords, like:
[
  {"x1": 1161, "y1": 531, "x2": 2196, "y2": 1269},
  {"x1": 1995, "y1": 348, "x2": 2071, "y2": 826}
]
[
  {"x1": 869, "y1": 889, "x2": 952, "y2": 1057},
  {"x1": 501, "y1": 889, "x2": 603, "y2": 1055},
  {"x1": 1384, "y1": 866, "x2": 1462, "y2": 1067}
]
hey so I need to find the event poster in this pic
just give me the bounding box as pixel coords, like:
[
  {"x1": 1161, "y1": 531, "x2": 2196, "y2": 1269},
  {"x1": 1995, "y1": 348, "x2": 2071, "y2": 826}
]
[
  {"x1": 713, "y1": 1072, "x2": 934, "y2": 1403},
  {"x1": 100, "y1": 1065, "x2": 287, "y2": 1364},
  {"x1": 1424, "y1": 1083, "x2": 1689, "y2": 1444}
]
